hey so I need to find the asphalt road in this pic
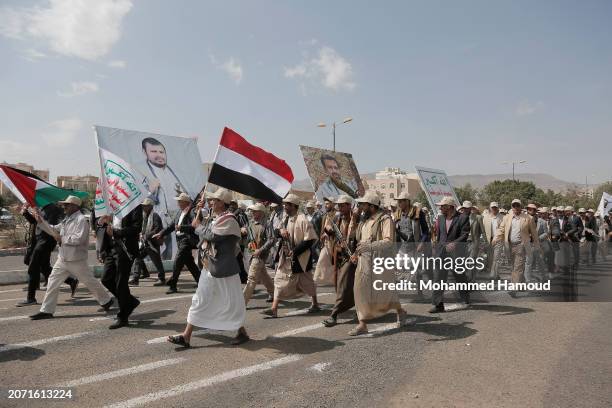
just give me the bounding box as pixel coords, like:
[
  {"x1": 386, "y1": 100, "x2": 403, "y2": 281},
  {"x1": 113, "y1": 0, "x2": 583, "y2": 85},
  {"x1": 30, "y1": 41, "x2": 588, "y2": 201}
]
[
  {"x1": 0, "y1": 250, "x2": 99, "y2": 274},
  {"x1": 0, "y1": 259, "x2": 611, "y2": 407}
]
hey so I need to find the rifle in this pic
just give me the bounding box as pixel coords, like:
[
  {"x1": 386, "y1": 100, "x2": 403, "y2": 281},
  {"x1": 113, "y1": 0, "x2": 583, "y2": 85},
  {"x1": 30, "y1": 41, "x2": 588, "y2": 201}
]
[{"x1": 329, "y1": 213, "x2": 353, "y2": 257}]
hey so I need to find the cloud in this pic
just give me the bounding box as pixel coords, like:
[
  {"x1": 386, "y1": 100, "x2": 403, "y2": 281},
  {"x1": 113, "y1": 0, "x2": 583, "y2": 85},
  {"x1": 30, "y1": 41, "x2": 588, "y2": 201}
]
[
  {"x1": 41, "y1": 118, "x2": 82, "y2": 146},
  {"x1": 21, "y1": 48, "x2": 46, "y2": 61},
  {"x1": 515, "y1": 100, "x2": 544, "y2": 116},
  {"x1": 0, "y1": 0, "x2": 133, "y2": 61},
  {"x1": 108, "y1": 59, "x2": 126, "y2": 68},
  {"x1": 210, "y1": 54, "x2": 243, "y2": 85},
  {"x1": 58, "y1": 81, "x2": 99, "y2": 97},
  {"x1": 284, "y1": 46, "x2": 355, "y2": 92}
]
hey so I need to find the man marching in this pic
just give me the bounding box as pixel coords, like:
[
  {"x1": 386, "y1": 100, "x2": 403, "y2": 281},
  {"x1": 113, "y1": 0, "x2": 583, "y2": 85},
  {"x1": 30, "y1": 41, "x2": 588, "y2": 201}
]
[
  {"x1": 348, "y1": 191, "x2": 407, "y2": 336},
  {"x1": 243, "y1": 202, "x2": 275, "y2": 305},
  {"x1": 30, "y1": 196, "x2": 113, "y2": 320},
  {"x1": 322, "y1": 195, "x2": 359, "y2": 327},
  {"x1": 262, "y1": 194, "x2": 320, "y2": 318}
]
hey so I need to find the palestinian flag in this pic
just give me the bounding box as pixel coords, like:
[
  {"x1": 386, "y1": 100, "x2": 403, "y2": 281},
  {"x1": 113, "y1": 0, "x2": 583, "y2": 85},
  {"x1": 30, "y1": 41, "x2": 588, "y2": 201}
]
[
  {"x1": 208, "y1": 127, "x2": 294, "y2": 203},
  {"x1": 0, "y1": 165, "x2": 88, "y2": 207}
]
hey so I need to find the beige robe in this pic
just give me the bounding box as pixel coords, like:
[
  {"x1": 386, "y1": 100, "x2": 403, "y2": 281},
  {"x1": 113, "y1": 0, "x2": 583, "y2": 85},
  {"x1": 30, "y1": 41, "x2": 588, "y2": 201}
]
[
  {"x1": 274, "y1": 213, "x2": 317, "y2": 300},
  {"x1": 354, "y1": 211, "x2": 400, "y2": 321}
]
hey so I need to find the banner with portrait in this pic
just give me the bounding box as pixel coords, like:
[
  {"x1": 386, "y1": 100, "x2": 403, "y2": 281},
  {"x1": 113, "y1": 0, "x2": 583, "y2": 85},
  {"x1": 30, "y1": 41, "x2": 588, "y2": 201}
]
[
  {"x1": 299, "y1": 145, "x2": 365, "y2": 202},
  {"x1": 95, "y1": 125, "x2": 206, "y2": 259}
]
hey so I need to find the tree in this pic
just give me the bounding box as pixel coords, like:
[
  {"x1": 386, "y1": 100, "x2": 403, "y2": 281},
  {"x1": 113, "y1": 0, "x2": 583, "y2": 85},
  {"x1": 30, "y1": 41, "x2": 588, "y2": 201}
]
[
  {"x1": 414, "y1": 189, "x2": 429, "y2": 209},
  {"x1": 454, "y1": 183, "x2": 479, "y2": 205},
  {"x1": 480, "y1": 179, "x2": 538, "y2": 209}
]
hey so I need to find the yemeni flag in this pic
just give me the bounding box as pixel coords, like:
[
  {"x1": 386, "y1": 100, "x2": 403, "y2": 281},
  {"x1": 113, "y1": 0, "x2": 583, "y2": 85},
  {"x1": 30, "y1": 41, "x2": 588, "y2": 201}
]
[
  {"x1": 208, "y1": 127, "x2": 294, "y2": 203},
  {"x1": 0, "y1": 165, "x2": 88, "y2": 207}
]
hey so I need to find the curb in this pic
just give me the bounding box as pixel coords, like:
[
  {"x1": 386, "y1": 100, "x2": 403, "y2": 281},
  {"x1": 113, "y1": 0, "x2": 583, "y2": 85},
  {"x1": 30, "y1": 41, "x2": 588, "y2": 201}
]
[
  {"x1": 0, "y1": 243, "x2": 97, "y2": 258},
  {"x1": 0, "y1": 260, "x2": 175, "y2": 286}
]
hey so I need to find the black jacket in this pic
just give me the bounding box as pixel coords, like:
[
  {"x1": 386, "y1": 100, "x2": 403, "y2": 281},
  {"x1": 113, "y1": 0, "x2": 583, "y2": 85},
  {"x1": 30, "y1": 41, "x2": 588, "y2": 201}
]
[
  {"x1": 434, "y1": 212, "x2": 470, "y2": 258},
  {"x1": 113, "y1": 205, "x2": 143, "y2": 257},
  {"x1": 94, "y1": 206, "x2": 143, "y2": 259},
  {"x1": 161, "y1": 208, "x2": 198, "y2": 248},
  {"x1": 142, "y1": 211, "x2": 164, "y2": 243}
]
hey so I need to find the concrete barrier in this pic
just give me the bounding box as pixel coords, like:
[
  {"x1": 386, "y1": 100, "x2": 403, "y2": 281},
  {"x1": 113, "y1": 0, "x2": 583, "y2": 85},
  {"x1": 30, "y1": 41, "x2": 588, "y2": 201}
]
[{"x1": 0, "y1": 260, "x2": 175, "y2": 285}]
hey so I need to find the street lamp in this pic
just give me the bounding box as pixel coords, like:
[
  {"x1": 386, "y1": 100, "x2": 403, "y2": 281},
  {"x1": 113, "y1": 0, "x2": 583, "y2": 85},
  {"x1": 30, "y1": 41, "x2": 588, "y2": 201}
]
[
  {"x1": 502, "y1": 160, "x2": 527, "y2": 182},
  {"x1": 585, "y1": 174, "x2": 596, "y2": 198},
  {"x1": 317, "y1": 117, "x2": 353, "y2": 151}
]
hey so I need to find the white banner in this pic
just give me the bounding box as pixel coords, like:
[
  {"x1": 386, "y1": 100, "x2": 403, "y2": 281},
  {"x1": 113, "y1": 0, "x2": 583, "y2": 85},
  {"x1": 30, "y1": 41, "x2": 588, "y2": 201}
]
[
  {"x1": 597, "y1": 192, "x2": 611, "y2": 219},
  {"x1": 96, "y1": 147, "x2": 148, "y2": 219},
  {"x1": 414, "y1": 166, "x2": 460, "y2": 212}
]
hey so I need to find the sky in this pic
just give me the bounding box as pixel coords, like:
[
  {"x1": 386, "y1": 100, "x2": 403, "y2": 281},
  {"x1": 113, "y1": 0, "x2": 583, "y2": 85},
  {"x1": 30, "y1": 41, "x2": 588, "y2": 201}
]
[{"x1": 1, "y1": 0, "x2": 611, "y2": 185}]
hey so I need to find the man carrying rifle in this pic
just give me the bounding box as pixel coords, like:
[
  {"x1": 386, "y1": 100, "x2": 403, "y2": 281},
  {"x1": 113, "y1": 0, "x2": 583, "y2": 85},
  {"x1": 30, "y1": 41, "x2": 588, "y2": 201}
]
[
  {"x1": 242, "y1": 202, "x2": 275, "y2": 305},
  {"x1": 129, "y1": 198, "x2": 166, "y2": 286},
  {"x1": 322, "y1": 195, "x2": 359, "y2": 327},
  {"x1": 262, "y1": 194, "x2": 320, "y2": 318}
]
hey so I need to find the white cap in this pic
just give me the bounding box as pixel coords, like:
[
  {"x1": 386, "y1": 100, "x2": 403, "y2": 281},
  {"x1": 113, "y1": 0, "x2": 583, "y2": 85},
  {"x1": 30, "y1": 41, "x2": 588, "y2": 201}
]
[
  {"x1": 207, "y1": 188, "x2": 232, "y2": 204},
  {"x1": 58, "y1": 195, "x2": 82, "y2": 207},
  {"x1": 355, "y1": 191, "x2": 381, "y2": 206},
  {"x1": 436, "y1": 196, "x2": 457, "y2": 207}
]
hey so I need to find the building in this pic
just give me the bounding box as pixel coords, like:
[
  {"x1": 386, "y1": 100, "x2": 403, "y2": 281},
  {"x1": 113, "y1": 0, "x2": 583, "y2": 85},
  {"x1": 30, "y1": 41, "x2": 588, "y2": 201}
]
[
  {"x1": 56, "y1": 175, "x2": 98, "y2": 192},
  {"x1": 0, "y1": 162, "x2": 49, "y2": 197},
  {"x1": 365, "y1": 167, "x2": 422, "y2": 207}
]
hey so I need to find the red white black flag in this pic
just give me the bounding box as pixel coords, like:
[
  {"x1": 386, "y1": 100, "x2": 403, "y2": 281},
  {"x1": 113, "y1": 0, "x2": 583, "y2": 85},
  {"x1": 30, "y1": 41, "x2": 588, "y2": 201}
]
[{"x1": 208, "y1": 127, "x2": 294, "y2": 203}]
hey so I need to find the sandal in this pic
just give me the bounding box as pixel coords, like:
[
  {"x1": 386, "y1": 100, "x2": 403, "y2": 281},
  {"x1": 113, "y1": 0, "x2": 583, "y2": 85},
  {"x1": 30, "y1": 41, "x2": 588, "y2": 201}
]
[
  {"x1": 167, "y1": 335, "x2": 190, "y2": 348},
  {"x1": 306, "y1": 305, "x2": 322, "y2": 314},
  {"x1": 261, "y1": 308, "x2": 278, "y2": 318},
  {"x1": 322, "y1": 317, "x2": 337, "y2": 327},
  {"x1": 348, "y1": 327, "x2": 369, "y2": 336},
  {"x1": 230, "y1": 332, "x2": 250, "y2": 346}
]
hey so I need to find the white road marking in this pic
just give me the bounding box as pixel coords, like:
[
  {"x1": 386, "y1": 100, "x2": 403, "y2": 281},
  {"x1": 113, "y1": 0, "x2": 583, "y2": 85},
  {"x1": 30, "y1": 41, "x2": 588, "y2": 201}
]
[
  {"x1": 0, "y1": 331, "x2": 96, "y2": 353},
  {"x1": 0, "y1": 288, "x2": 24, "y2": 294},
  {"x1": 271, "y1": 323, "x2": 329, "y2": 338},
  {"x1": 362, "y1": 323, "x2": 400, "y2": 338},
  {"x1": 309, "y1": 362, "x2": 331, "y2": 372},
  {"x1": 0, "y1": 297, "x2": 26, "y2": 303},
  {"x1": 104, "y1": 355, "x2": 302, "y2": 408},
  {"x1": 140, "y1": 294, "x2": 193, "y2": 304},
  {"x1": 55, "y1": 358, "x2": 187, "y2": 388},
  {"x1": 0, "y1": 315, "x2": 28, "y2": 322}
]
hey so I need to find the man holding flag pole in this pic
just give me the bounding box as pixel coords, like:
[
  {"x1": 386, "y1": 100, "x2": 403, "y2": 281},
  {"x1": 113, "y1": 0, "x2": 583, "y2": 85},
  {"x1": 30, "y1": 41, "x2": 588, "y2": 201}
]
[
  {"x1": 167, "y1": 127, "x2": 295, "y2": 347},
  {"x1": 93, "y1": 128, "x2": 150, "y2": 329}
]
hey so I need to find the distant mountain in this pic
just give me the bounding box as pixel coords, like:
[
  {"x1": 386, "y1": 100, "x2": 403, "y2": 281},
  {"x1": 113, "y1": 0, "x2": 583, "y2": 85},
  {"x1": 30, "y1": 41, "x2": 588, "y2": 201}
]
[
  {"x1": 293, "y1": 172, "x2": 579, "y2": 193},
  {"x1": 448, "y1": 173, "x2": 578, "y2": 193}
]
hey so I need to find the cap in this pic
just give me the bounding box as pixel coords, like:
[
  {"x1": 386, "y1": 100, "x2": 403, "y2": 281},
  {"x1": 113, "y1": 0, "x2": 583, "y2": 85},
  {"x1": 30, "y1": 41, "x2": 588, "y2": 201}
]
[
  {"x1": 142, "y1": 198, "x2": 154, "y2": 206},
  {"x1": 207, "y1": 188, "x2": 232, "y2": 204},
  {"x1": 58, "y1": 195, "x2": 82, "y2": 207},
  {"x1": 248, "y1": 202, "x2": 266, "y2": 212},
  {"x1": 335, "y1": 194, "x2": 353, "y2": 205},
  {"x1": 511, "y1": 199, "x2": 522, "y2": 206},
  {"x1": 174, "y1": 193, "x2": 192, "y2": 203},
  {"x1": 526, "y1": 203, "x2": 538, "y2": 210},
  {"x1": 462, "y1": 200, "x2": 474, "y2": 209},
  {"x1": 395, "y1": 191, "x2": 410, "y2": 201},
  {"x1": 435, "y1": 196, "x2": 457, "y2": 207},
  {"x1": 282, "y1": 194, "x2": 301, "y2": 206},
  {"x1": 355, "y1": 191, "x2": 381, "y2": 206},
  {"x1": 490, "y1": 202, "x2": 499, "y2": 208}
]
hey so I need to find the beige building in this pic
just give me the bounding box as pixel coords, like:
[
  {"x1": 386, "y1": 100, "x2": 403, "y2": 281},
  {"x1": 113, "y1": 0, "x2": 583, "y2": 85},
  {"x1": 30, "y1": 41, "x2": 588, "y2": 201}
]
[
  {"x1": 56, "y1": 175, "x2": 98, "y2": 192},
  {"x1": 364, "y1": 167, "x2": 422, "y2": 207},
  {"x1": 0, "y1": 162, "x2": 50, "y2": 197}
]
